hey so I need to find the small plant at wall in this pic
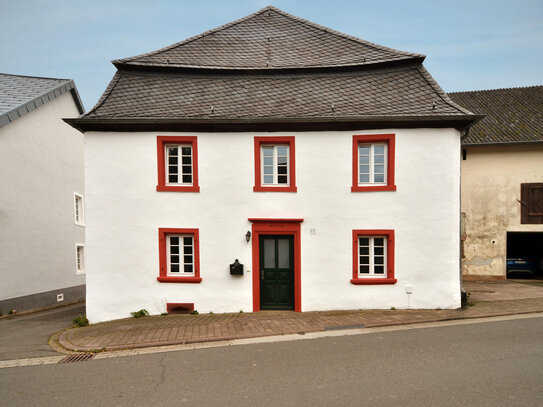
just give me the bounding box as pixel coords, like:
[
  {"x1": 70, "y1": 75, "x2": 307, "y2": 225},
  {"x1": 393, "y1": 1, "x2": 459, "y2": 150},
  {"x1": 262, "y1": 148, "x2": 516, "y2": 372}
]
[
  {"x1": 239, "y1": 310, "x2": 243, "y2": 313},
  {"x1": 72, "y1": 315, "x2": 89, "y2": 327},
  {"x1": 131, "y1": 309, "x2": 150, "y2": 318},
  {"x1": 390, "y1": 306, "x2": 396, "y2": 310},
  {"x1": 8, "y1": 309, "x2": 16, "y2": 315},
  {"x1": 190, "y1": 310, "x2": 199, "y2": 315},
  {"x1": 209, "y1": 311, "x2": 213, "y2": 314},
  {"x1": 161, "y1": 312, "x2": 168, "y2": 316}
]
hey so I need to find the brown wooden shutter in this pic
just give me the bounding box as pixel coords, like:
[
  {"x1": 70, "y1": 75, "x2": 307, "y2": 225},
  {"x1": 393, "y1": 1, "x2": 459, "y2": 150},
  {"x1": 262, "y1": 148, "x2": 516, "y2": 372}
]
[{"x1": 521, "y1": 183, "x2": 543, "y2": 224}]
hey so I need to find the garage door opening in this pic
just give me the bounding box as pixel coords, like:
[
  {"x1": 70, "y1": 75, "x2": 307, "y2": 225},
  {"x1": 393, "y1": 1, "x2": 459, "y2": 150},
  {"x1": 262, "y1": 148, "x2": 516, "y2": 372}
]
[{"x1": 507, "y1": 232, "x2": 543, "y2": 279}]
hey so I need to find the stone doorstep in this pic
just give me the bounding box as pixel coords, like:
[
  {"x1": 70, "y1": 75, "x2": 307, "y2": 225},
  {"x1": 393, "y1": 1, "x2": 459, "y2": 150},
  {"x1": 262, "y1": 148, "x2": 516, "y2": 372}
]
[{"x1": 55, "y1": 306, "x2": 543, "y2": 354}]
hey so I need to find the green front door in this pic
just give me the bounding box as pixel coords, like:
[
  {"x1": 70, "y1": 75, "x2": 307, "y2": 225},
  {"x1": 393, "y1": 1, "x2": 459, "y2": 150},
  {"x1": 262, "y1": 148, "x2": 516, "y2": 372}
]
[{"x1": 260, "y1": 235, "x2": 294, "y2": 310}]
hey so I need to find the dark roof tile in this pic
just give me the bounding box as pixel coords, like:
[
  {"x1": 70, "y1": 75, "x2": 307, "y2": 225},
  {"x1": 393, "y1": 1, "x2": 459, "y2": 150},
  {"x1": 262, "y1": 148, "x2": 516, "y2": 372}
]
[
  {"x1": 114, "y1": 6, "x2": 423, "y2": 70},
  {"x1": 82, "y1": 65, "x2": 469, "y2": 121},
  {"x1": 449, "y1": 86, "x2": 543, "y2": 145}
]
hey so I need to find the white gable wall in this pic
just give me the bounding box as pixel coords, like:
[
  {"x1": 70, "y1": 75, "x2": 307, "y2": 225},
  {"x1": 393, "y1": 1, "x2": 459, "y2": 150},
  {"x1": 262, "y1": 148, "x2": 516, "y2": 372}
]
[
  {"x1": 0, "y1": 92, "x2": 85, "y2": 308},
  {"x1": 85, "y1": 128, "x2": 460, "y2": 323}
]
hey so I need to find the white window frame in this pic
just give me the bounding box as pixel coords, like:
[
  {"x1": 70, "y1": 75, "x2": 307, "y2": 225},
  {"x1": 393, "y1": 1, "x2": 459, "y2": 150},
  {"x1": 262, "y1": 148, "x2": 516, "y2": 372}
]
[
  {"x1": 75, "y1": 244, "x2": 85, "y2": 274},
  {"x1": 358, "y1": 143, "x2": 387, "y2": 185},
  {"x1": 261, "y1": 144, "x2": 290, "y2": 186},
  {"x1": 166, "y1": 234, "x2": 195, "y2": 277},
  {"x1": 165, "y1": 144, "x2": 193, "y2": 186},
  {"x1": 357, "y1": 236, "x2": 387, "y2": 278},
  {"x1": 74, "y1": 192, "x2": 84, "y2": 226}
]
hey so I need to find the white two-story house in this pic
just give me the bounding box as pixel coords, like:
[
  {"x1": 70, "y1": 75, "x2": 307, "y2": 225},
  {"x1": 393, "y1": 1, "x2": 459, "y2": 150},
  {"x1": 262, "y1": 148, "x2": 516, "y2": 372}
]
[{"x1": 67, "y1": 6, "x2": 479, "y2": 323}]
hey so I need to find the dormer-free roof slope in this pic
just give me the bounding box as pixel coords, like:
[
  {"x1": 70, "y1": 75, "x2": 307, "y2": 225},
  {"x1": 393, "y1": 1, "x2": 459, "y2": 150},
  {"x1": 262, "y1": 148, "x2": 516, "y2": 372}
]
[
  {"x1": 67, "y1": 6, "x2": 479, "y2": 132},
  {"x1": 449, "y1": 86, "x2": 543, "y2": 145},
  {"x1": 114, "y1": 6, "x2": 424, "y2": 70},
  {"x1": 0, "y1": 73, "x2": 84, "y2": 128}
]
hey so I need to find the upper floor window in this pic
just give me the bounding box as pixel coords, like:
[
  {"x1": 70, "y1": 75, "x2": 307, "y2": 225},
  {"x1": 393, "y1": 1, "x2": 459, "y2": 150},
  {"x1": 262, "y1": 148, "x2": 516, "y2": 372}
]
[
  {"x1": 520, "y1": 183, "x2": 543, "y2": 224},
  {"x1": 254, "y1": 136, "x2": 296, "y2": 192},
  {"x1": 352, "y1": 134, "x2": 396, "y2": 192},
  {"x1": 351, "y1": 229, "x2": 396, "y2": 285},
  {"x1": 156, "y1": 136, "x2": 199, "y2": 192},
  {"x1": 157, "y1": 228, "x2": 201, "y2": 283},
  {"x1": 74, "y1": 193, "x2": 84, "y2": 226}
]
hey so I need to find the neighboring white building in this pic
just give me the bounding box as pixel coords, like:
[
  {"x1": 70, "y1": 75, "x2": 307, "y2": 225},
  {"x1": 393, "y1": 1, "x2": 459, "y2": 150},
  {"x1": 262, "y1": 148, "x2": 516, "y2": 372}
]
[
  {"x1": 0, "y1": 73, "x2": 86, "y2": 315},
  {"x1": 67, "y1": 6, "x2": 479, "y2": 323},
  {"x1": 450, "y1": 86, "x2": 543, "y2": 281}
]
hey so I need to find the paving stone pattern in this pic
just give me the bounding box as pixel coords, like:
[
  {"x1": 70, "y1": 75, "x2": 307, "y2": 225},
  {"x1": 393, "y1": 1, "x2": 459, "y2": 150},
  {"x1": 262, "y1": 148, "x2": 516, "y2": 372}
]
[{"x1": 59, "y1": 297, "x2": 543, "y2": 352}]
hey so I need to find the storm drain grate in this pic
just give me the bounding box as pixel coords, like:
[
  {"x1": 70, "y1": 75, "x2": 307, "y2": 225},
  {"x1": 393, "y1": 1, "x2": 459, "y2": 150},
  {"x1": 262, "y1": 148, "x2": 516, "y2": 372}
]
[
  {"x1": 58, "y1": 354, "x2": 95, "y2": 363},
  {"x1": 324, "y1": 324, "x2": 366, "y2": 331}
]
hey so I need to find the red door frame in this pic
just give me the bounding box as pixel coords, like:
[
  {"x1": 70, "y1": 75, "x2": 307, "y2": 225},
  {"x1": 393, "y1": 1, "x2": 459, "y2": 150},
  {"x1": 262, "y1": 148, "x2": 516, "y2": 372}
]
[{"x1": 248, "y1": 218, "x2": 303, "y2": 312}]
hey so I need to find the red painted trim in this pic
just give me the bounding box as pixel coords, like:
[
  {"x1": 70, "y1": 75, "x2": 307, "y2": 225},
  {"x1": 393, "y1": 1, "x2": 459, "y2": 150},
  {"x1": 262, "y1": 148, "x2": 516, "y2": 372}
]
[
  {"x1": 351, "y1": 134, "x2": 396, "y2": 192},
  {"x1": 156, "y1": 136, "x2": 200, "y2": 192},
  {"x1": 351, "y1": 229, "x2": 396, "y2": 285},
  {"x1": 253, "y1": 136, "x2": 297, "y2": 192},
  {"x1": 249, "y1": 218, "x2": 303, "y2": 312},
  {"x1": 166, "y1": 303, "x2": 195, "y2": 313},
  {"x1": 157, "y1": 228, "x2": 201, "y2": 283},
  {"x1": 248, "y1": 218, "x2": 304, "y2": 223}
]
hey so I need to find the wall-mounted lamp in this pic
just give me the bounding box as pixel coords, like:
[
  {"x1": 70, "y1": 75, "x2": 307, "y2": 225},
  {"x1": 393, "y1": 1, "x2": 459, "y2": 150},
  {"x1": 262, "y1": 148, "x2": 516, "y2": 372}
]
[{"x1": 245, "y1": 231, "x2": 251, "y2": 243}]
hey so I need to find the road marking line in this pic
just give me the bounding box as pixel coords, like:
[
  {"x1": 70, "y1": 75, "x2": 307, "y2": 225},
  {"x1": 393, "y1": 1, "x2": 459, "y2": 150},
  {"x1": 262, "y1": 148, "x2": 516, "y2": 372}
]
[{"x1": 1, "y1": 312, "x2": 542, "y2": 368}]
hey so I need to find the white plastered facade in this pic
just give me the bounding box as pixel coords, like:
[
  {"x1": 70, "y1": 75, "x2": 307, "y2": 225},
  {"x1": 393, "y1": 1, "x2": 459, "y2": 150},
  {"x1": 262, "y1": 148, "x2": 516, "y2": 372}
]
[
  {"x1": 85, "y1": 128, "x2": 461, "y2": 323},
  {"x1": 0, "y1": 92, "x2": 85, "y2": 305}
]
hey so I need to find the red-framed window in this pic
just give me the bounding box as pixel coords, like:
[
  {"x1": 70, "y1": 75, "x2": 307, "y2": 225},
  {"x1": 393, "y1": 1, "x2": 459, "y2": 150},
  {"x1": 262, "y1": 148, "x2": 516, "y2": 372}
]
[
  {"x1": 352, "y1": 134, "x2": 396, "y2": 192},
  {"x1": 157, "y1": 228, "x2": 201, "y2": 283},
  {"x1": 156, "y1": 136, "x2": 200, "y2": 192},
  {"x1": 254, "y1": 136, "x2": 297, "y2": 192},
  {"x1": 351, "y1": 229, "x2": 396, "y2": 285}
]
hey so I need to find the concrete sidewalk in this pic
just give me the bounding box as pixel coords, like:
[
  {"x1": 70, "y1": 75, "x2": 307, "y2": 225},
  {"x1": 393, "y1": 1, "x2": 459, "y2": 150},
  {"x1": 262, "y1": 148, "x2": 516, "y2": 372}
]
[{"x1": 57, "y1": 280, "x2": 543, "y2": 353}]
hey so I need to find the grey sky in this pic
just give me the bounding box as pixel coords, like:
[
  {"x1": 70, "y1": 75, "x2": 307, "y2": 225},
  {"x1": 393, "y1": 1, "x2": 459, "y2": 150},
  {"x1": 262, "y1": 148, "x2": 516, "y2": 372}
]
[{"x1": 1, "y1": 0, "x2": 541, "y2": 110}]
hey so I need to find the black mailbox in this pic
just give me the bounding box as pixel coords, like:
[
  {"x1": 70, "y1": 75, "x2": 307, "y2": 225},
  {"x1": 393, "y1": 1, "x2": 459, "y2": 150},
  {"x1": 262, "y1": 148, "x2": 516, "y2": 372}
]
[{"x1": 230, "y1": 259, "x2": 243, "y2": 275}]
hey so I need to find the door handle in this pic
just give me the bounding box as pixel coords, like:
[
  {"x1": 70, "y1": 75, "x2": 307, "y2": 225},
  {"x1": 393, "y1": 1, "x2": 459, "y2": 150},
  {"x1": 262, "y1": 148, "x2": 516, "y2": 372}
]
[{"x1": 261, "y1": 269, "x2": 264, "y2": 280}]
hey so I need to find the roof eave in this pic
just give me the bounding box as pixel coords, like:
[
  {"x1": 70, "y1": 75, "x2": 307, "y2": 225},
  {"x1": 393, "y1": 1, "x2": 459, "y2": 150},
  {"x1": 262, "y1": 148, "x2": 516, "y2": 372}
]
[
  {"x1": 111, "y1": 56, "x2": 426, "y2": 73},
  {"x1": 64, "y1": 114, "x2": 481, "y2": 133},
  {"x1": 462, "y1": 139, "x2": 543, "y2": 146},
  {"x1": 0, "y1": 80, "x2": 85, "y2": 129}
]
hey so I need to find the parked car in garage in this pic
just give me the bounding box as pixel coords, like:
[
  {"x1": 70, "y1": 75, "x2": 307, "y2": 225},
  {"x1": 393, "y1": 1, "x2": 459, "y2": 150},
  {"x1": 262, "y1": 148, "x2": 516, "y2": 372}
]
[{"x1": 506, "y1": 258, "x2": 536, "y2": 277}]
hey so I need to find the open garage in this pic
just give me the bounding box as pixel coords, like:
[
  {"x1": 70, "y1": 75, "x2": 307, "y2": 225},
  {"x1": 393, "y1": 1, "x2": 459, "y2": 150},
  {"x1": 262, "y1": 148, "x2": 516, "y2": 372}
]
[{"x1": 507, "y1": 232, "x2": 543, "y2": 279}]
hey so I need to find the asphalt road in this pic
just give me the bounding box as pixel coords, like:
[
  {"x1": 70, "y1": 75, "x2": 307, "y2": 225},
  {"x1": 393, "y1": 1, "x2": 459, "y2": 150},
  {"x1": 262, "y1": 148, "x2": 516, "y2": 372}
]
[
  {"x1": 0, "y1": 303, "x2": 85, "y2": 360},
  {"x1": 1, "y1": 316, "x2": 542, "y2": 406}
]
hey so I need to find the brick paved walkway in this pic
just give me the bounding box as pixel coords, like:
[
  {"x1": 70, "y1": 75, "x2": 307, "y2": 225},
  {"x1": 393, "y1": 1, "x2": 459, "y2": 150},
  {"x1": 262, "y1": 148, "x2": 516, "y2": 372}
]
[{"x1": 59, "y1": 296, "x2": 543, "y2": 352}]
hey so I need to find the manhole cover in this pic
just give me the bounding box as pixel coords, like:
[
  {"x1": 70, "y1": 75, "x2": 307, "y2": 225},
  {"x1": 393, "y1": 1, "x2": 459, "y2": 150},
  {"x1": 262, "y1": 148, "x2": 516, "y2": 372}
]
[{"x1": 59, "y1": 354, "x2": 95, "y2": 363}]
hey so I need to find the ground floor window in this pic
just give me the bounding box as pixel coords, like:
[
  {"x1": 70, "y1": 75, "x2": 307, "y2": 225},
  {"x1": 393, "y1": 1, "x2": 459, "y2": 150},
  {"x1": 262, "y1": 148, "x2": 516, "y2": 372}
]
[
  {"x1": 157, "y1": 228, "x2": 201, "y2": 283},
  {"x1": 351, "y1": 229, "x2": 396, "y2": 285}
]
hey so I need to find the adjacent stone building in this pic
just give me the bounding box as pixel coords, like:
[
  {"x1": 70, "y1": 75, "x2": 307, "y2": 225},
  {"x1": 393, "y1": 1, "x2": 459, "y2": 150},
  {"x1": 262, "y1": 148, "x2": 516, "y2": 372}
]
[{"x1": 450, "y1": 86, "x2": 543, "y2": 281}]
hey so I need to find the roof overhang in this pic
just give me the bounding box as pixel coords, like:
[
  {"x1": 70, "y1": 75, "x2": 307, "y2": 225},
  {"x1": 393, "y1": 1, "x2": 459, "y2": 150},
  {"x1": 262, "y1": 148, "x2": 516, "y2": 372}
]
[{"x1": 64, "y1": 114, "x2": 483, "y2": 133}]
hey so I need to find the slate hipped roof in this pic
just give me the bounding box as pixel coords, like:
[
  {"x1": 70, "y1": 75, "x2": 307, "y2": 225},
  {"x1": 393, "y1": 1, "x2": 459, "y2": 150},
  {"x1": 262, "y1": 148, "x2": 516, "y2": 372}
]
[
  {"x1": 1, "y1": 73, "x2": 84, "y2": 128},
  {"x1": 449, "y1": 86, "x2": 543, "y2": 145},
  {"x1": 113, "y1": 6, "x2": 424, "y2": 70},
  {"x1": 67, "y1": 6, "x2": 479, "y2": 132}
]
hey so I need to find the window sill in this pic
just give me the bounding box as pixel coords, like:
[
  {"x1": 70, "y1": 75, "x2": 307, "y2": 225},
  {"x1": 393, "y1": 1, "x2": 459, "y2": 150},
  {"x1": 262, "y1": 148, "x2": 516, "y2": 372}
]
[
  {"x1": 157, "y1": 276, "x2": 202, "y2": 283},
  {"x1": 351, "y1": 185, "x2": 396, "y2": 192},
  {"x1": 156, "y1": 185, "x2": 200, "y2": 192},
  {"x1": 350, "y1": 278, "x2": 397, "y2": 285},
  {"x1": 253, "y1": 186, "x2": 297, "y2": 192}
]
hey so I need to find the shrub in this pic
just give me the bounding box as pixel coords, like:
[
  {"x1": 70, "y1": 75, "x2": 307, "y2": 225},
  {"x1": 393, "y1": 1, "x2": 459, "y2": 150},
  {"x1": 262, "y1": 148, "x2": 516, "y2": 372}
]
[
  {"x1": 190, "y1": 310, "x2": 199, "y2": 315},
  {"x1": 131, "y1": 309, "x2": 150, "y2": 318},
  {"x1": 73, "y1": 315, "x2": 89, "y2": 327}
]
